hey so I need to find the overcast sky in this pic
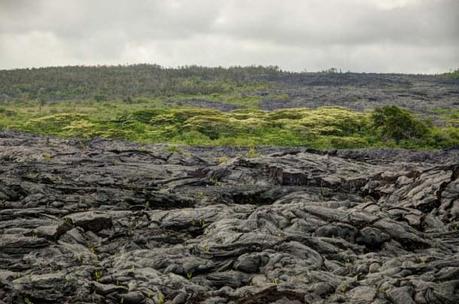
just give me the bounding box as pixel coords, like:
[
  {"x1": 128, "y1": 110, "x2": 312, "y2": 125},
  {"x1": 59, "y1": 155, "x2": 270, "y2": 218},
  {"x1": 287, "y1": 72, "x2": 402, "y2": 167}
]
[{"x1": 0, "y1": 0, "x2": 458, "y2": 73}]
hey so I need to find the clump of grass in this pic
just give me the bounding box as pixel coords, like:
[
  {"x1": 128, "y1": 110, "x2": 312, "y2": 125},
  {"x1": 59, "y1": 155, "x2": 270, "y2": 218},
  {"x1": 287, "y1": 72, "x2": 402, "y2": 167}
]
[
  {"x1": 93, "y1": 270, "x2": 103, "y2": 282},
  {"x1": 246, "y1": 146, "x2": 259, "y2": 158}
]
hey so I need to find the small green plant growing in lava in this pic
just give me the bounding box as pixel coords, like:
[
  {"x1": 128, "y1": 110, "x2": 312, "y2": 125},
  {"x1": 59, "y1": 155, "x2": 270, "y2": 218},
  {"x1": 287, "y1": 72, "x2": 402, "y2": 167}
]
[{"x1": 94, "y1": 270, "x2": 103, "y2": 282}]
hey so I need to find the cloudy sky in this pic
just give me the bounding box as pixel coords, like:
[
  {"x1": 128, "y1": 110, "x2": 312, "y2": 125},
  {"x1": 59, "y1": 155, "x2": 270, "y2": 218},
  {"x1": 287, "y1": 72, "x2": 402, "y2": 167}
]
[{"x1": 0, "y1": 0, "x2": 458, "y2": 73}]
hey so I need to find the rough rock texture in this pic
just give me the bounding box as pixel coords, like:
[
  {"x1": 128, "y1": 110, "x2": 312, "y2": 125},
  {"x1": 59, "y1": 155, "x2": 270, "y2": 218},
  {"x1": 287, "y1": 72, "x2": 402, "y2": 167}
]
[
  {"x1": 260, "y1": 73, "x2": 459, "y2": 114},
  {"x1": 1, "y1": 131, "x2": 458, "y2": 304}
]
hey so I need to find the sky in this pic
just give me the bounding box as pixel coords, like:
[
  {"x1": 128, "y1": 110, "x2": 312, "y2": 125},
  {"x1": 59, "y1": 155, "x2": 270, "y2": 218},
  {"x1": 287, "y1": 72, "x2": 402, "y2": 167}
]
[{"x1": 0, "y1": 0, "x2": 458, "y2": 73}]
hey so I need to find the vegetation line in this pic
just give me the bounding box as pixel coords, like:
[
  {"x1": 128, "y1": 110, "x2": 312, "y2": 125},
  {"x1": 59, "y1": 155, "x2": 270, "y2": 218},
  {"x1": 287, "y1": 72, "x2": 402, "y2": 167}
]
[{"x1": 1, "y1": 100, "x2": 457, "y2": 149}]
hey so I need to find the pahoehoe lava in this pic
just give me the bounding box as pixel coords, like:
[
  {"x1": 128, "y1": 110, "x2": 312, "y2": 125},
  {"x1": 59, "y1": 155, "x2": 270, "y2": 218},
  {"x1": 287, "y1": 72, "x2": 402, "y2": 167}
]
[{"x1": 1, "y1": 131, "x2": 458, "y2": 304}]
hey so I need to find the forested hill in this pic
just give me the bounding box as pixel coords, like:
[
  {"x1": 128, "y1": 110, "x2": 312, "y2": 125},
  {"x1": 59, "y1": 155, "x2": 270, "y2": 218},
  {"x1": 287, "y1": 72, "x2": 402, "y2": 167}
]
[
  {"x1": 0, "y1": 65, "x2": 457, "y2": 110},
  {"x1": 0, "y1": 65, "x2": 281, "y2": 101}
]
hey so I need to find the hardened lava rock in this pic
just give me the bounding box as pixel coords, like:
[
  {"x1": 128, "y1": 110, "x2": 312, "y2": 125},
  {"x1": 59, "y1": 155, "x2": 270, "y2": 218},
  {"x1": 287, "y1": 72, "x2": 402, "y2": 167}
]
[{"x1": 0, "y1": 131, "x2": 458, "y2": 303}]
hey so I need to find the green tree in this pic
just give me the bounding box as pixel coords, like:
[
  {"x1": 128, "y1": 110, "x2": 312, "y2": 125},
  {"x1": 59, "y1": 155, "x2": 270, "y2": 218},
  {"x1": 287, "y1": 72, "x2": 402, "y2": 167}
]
[{"x1": 370, "y1": 106, "x2": 429, "y2": 143}]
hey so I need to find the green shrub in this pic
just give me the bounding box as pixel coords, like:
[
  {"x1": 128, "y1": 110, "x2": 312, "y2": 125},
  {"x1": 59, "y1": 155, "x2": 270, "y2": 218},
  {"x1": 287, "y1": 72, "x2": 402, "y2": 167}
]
[
  {"x1": 446, "y1": 69, "x2": 459, "y2": 79},
  {"x1": 370, "y1": 106, "x2": 429, "y2": 143},
  {"x1": 428, "y1": 127, "x2": 459, "y2": 148}
]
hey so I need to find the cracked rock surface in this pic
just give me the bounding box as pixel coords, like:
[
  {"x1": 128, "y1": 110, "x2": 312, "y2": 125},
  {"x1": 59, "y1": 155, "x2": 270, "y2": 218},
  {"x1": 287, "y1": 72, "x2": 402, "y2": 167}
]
[{"x1": 1, "y1": 131, "x2": 458, "y2": 304}]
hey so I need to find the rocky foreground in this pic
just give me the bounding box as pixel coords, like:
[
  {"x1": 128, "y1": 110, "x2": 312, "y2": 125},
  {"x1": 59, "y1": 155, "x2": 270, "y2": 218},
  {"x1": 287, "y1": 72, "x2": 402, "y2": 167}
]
[{"x1": 0, "y1": 132, "x2": 458, "y2": 304}]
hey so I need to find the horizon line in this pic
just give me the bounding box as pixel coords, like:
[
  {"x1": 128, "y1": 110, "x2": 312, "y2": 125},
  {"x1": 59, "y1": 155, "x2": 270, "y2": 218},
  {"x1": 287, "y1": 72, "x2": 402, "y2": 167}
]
[{"x1": 1, "y1": 63, "x2": 456, "y2": 76}]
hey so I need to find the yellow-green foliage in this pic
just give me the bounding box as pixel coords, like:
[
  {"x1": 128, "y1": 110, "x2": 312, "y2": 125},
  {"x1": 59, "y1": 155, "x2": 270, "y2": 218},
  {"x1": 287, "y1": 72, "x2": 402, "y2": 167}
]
[
  {"x1": 0, "y1": 100, "x2": 457, "y2": 149},
  {"x1": 25, "y1": 114, "x2": 94, "y2": 136},
  {"x1": 267, "y1": 107, "x2": 368, "y2": 136},
  {"x1": 434, "y1": 108, "x2": 459, "y2": 127}
]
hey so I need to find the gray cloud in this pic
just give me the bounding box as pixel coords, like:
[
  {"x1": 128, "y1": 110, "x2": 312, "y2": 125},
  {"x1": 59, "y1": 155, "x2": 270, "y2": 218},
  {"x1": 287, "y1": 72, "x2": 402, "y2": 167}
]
[{"x1": 0, "y1": 0, "x2": 458, "y2": 73}]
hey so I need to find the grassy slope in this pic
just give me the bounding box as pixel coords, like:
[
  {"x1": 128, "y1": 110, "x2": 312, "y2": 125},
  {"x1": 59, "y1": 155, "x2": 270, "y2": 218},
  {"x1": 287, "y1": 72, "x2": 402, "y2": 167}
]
[{"x1": 1, "y1": 98, "x2": 458, "y2": 149}]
